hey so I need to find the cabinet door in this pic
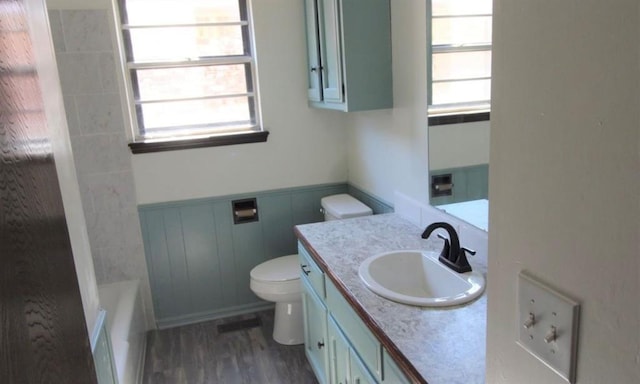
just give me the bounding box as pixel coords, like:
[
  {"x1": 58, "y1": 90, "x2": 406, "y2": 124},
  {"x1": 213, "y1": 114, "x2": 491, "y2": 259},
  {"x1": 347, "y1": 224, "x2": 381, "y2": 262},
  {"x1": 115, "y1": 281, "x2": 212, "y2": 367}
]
[
  {"x1": 350, "y1": 349, "x2": 377, "y2": 384},
  {"x1": 382, "y1": 349, "x2": 410, "y2": 384},
  {"x1": 303, "y1": 278, "x2": 329, "y2": 384},
  {"x1": 328, "y1": 316, "x2": 350, "y2": 384},
  {"x1": 318, "y1": 0, "x2": 344, "y2": 103},
  {"x1": 304, "y1": 0, "x2": 322, "y2": 101}
]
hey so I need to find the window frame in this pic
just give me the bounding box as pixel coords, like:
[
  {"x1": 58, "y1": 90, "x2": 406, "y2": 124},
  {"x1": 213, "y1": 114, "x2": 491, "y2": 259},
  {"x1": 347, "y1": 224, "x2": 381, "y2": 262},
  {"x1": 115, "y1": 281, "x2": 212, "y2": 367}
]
[
  {"x1": 114, "y1": 0, "x2": 267, "y2": 153},
  {"x1": 427, "y1": 1, "x2": 492, "y2": 125}
]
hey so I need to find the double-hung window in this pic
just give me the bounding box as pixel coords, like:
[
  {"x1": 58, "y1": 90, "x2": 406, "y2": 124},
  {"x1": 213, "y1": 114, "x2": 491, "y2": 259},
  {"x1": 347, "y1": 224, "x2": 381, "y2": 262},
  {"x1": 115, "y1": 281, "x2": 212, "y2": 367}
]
[
  {"x1": 117, "y1": 0, "x2": 266, "y2": 152},
  {"x1": 428, "y1": 0, "x2": 492, "y2": 121}
]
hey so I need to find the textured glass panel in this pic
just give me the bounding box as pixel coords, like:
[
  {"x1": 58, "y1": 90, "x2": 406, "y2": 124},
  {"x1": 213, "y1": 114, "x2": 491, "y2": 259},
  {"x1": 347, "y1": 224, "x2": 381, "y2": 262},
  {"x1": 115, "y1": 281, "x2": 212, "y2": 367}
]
[
  {"x1": 128, "y1": 25, "x2": 245, "y2": 62},
  {"x1": 433, "y1": 16, "x2": 492, "y2": 46},
  {"x1": 433, "y1": 51, "x2": 491, "y2": 81},
  {"x1": 122, "y1": 0, "x2": 242, "y2": 25},
  {"x1": 432, "y1": 79, "x2": 491, "y2": 105},
  {"x1": 134, "y1": 64, "x2": 249, "y2": 101},
  {"x1": 140, "y1": 97, "x2": 253, "y2": 132},
  {"x1": 432, "y1": 0, "x2": 492, "y2": 17}
]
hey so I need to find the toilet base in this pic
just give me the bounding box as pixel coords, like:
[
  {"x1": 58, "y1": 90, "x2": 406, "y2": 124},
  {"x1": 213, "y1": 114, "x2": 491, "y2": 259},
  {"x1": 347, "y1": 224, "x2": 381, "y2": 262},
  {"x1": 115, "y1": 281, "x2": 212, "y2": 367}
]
[{"x1": 273, "y1": 300, "x2": 303, "y2": 345}]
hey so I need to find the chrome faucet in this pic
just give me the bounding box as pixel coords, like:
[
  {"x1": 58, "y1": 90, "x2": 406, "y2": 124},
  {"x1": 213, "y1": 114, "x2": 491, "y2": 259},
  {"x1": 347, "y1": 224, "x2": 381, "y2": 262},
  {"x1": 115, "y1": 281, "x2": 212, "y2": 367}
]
[{"x1": 421, "y1": 222, "x2": 475, "y2": 273}]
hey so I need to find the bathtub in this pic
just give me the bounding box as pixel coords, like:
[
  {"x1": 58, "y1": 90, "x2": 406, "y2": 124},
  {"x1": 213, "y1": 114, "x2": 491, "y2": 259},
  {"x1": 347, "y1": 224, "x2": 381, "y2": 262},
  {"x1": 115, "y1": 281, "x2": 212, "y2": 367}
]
[{"x1": 98, "y1": 280, "x2": 147, "y2": 384}]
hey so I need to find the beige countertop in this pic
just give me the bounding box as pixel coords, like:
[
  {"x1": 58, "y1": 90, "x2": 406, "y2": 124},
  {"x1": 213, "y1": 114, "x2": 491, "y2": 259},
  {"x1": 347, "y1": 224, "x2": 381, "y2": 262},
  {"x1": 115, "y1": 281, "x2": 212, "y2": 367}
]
[{"x1": 295, "y1": 213, "x2": 487, "y2": 384}]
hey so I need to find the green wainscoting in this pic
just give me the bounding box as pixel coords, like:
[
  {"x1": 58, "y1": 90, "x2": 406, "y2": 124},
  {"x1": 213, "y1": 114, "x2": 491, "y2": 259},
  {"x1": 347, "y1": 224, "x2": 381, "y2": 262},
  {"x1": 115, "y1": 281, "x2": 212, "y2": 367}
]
[
  {"x1": 429, "y1": 164, "x2": 489, "y2": 206},
  {"x1": 139, "y1": 183, "x2": 392, "y2": 329}
]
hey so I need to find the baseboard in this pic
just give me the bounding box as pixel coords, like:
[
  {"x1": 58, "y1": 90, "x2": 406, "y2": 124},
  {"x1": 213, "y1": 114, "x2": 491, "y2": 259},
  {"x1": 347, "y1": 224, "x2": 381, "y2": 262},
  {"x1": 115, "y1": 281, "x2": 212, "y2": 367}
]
[{"x1": 156, "y1": 302, "x2": 275, "y2": 330}]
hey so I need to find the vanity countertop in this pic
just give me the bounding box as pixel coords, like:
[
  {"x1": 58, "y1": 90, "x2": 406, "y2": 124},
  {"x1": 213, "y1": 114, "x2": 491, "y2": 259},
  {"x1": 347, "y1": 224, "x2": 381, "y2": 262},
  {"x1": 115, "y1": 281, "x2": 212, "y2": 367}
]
[{"x1": 294, "y1": 213, "x2": 487, "y2": 384}]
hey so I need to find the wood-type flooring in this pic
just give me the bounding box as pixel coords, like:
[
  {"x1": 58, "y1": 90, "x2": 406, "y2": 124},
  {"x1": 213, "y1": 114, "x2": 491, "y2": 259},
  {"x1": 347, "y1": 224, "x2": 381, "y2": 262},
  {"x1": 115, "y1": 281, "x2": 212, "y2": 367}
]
[{"x1": 142, "y1": 310, "x2": 318, "y2": 384}]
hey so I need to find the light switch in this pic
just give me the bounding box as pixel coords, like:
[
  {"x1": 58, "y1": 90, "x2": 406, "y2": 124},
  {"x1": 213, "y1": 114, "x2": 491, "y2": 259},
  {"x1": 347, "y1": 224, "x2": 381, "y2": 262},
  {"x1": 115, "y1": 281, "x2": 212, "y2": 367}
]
[{"x1": 517, "y1": 270, "x2": 580, "y2": 383}]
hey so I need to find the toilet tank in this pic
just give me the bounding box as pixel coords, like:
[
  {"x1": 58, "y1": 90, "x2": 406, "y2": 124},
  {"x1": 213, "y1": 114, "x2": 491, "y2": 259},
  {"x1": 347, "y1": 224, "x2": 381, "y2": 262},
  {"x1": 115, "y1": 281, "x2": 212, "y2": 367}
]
[{"x1": 321, "y1": 194, "x2": 373, "y2": 221}]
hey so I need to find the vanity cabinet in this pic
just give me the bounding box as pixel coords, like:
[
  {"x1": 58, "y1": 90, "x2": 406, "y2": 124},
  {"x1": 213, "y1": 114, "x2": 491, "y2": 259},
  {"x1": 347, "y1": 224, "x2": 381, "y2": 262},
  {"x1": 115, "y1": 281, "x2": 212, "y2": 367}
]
[
  {"x1": 303, "y1": 0, "x2": 392, "y2": 112},
  {"x1": 299, "y1": 242, "x2": 410, "y2": 384},
  {"x1": 302, "y1": 278, "x2": 329, "y2": 383}
]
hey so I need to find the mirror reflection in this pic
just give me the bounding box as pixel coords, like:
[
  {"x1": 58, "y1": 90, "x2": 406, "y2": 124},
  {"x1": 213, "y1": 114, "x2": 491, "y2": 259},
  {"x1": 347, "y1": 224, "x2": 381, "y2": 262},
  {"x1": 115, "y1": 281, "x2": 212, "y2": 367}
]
[{"x1": 427, "y1": 0, "x2": 492, "y2": 231}]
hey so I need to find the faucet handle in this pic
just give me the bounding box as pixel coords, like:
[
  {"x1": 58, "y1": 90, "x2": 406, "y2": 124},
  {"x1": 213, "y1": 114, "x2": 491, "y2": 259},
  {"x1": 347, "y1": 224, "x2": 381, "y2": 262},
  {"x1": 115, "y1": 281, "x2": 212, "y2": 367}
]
[
  {"x1": 435, "y1": 233, "x2": 451, "y2": 261},
  {"x1": 461, "y1": 246, "x2": 476, "y2": 256}
]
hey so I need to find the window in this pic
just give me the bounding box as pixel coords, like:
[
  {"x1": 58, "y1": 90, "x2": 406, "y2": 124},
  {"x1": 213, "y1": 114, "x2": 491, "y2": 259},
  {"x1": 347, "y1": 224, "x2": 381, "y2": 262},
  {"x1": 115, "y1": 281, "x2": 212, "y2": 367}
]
[
  {"x1": 116, "y1": 0, "x2": 267, "y2": 152},
  {"x1": 428, "y1": 0, "x2": 492, "y2": 122}
]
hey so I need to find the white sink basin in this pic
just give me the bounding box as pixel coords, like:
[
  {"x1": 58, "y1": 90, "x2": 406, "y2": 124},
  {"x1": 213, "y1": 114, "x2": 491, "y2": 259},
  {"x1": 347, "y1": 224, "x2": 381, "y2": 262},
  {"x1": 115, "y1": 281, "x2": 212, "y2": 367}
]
[{"x1": 358, "y1": 250, "x2": 485, "y2": 307}]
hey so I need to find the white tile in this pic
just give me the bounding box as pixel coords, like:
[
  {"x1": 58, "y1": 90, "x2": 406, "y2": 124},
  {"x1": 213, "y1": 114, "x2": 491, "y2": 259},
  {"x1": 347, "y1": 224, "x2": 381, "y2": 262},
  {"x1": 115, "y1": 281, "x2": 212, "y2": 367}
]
[
  {"x1": 70, "y1": 134, "x2": 131, "y2": 175},
  {"x1": 85, "y1": 171, "x2": 137, "y2": 214},
  {"x1": 92, "y1": 243, "x2": 147, "y2": 283},
  {"x1": 60, "y1": 10, "x2": 112, "y2": 52},
  {"x1": 393, "y1": 191, "x2": 425, "y2": 226},
  {"x1": 87, "y1": 207, "x2": 142, "y2": 249},
  {"x1": 98, "y1": 52, "x2": 118, "y2": 92},
  {"x1": 76, "y1": 174, "x2": 95, "y2": 215},
  {"x1": 56, "y1": 52, "x2": 102, "y2": 95},
  {"x1": 62, "y1": 95, "x2": 81, "y2": 136},
  {"x1": 48, "y1": 10, "x2": 66, "y2": 52},
  {"x1": 76, "y1": 93, "x2": 125, "y2": 135}
]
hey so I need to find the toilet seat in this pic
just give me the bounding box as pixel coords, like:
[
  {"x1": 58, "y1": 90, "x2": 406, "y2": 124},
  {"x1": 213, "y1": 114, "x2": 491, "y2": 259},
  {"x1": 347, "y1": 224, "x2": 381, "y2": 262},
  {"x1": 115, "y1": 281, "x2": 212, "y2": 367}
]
[{"x1": 250, "y1": 254, "x2": 299, "y2": 283}]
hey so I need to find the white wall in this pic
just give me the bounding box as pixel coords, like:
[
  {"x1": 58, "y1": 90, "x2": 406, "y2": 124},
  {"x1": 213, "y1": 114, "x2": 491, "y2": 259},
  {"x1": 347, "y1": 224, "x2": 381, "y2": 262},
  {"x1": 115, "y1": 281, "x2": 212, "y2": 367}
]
[
  {"x1": 130, "y1": 0, "x2": 348, "y2": 205},
  {"x1": 428, "y1": 120, "x2": 490, "y2": 170},
  {"x1": 487, "y1": 1, "x2": 640, "y2": 383},
  {"x1": 346, "y1": 0, "x2": 429, "y2": 206},
  {"x1": 30, "y1": 0, "x2": 101, "y2": 335}
]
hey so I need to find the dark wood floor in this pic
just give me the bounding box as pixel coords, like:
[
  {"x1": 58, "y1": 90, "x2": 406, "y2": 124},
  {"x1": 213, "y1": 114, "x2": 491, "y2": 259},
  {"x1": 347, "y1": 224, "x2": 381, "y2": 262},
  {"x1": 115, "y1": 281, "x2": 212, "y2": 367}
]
[{"x1": 142, "y1": 310, "x2": 318, "y2": 384}]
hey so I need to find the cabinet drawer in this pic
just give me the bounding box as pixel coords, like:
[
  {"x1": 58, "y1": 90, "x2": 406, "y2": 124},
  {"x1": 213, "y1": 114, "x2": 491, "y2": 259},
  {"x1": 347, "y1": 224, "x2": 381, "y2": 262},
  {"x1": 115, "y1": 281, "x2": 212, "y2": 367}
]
[
  {"x1": 326, "y1": 279, "x2": 382, "y2": 381},
  {"x1": 299, "y1": 242, "x2": 325, "y2": 299}
]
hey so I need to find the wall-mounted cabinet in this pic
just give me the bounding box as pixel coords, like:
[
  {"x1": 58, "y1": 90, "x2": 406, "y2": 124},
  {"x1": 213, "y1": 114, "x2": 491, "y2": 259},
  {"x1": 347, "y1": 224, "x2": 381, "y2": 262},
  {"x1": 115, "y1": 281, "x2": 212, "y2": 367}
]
[{"x1": 304, "y1": 0, "x2": 392, "y2": 112}]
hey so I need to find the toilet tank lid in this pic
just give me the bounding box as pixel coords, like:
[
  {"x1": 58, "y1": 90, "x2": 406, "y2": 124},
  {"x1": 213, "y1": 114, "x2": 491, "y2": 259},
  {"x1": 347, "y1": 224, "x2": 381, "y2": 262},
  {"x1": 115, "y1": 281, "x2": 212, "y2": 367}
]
[
  {"x1": 250, "y1": 255, "x2": 300, "y2": 282},
  {"x1": 321, "y1": 194, "x2": 373, "y2": 219}
]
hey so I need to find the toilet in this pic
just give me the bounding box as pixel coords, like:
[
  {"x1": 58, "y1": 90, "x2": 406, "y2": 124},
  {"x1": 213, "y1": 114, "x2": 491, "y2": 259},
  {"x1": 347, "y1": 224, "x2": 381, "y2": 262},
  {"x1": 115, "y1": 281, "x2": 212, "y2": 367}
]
[{"x1": 249, "y1": 194, "x2": 373, "y2": 345}]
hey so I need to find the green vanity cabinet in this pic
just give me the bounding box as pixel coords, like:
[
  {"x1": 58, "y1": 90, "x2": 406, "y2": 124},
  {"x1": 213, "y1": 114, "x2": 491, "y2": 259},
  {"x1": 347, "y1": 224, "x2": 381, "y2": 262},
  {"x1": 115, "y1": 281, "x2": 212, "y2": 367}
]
[
  {"x1": 328, "y1": 316, "x2": 350, "y2": 384},
  {"x1": 298, "y1": 242, "x2": 411, "y2": 384},
  {"x1": 303, "y1": 0, "x2": 392, "y2": 112},
  {"x1": 302, "y1": 278, "x2": 330, "y2": 384}
]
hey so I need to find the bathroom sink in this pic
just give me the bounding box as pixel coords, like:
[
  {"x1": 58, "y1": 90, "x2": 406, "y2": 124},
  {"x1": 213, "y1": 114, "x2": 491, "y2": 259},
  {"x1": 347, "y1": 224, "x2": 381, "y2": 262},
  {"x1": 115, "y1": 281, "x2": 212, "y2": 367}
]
[{"x1": 358, "y1": 250, "x2": 485, "y2": 307}]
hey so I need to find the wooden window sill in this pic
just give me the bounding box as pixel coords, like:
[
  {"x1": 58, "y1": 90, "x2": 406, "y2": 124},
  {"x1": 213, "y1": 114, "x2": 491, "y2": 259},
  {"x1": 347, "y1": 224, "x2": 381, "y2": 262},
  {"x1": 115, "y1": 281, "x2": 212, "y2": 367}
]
[{"x1": 128, "y1": 131, "x2": 269, "y2": 154}]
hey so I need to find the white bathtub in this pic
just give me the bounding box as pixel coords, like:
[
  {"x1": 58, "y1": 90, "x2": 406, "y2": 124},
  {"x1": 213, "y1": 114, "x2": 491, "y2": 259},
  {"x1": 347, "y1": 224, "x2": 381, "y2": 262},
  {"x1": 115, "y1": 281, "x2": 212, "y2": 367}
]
[{"x1": 98, "y1": 280, "x2": 146, "y2": 384}]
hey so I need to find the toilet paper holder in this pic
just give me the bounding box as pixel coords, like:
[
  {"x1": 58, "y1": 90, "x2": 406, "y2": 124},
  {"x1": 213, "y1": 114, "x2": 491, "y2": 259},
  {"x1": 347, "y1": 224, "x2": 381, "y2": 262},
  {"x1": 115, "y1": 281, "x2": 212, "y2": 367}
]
[{"x1": 232, "y1": 198, "x2": 259, "y2": 224}]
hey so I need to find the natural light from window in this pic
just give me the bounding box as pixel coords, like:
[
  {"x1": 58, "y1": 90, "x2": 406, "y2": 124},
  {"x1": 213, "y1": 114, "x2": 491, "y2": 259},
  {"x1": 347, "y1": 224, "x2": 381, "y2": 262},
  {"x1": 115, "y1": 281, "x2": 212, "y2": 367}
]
[{"x1": 118, "y1": 0, "x2": 259, "y2": 141}]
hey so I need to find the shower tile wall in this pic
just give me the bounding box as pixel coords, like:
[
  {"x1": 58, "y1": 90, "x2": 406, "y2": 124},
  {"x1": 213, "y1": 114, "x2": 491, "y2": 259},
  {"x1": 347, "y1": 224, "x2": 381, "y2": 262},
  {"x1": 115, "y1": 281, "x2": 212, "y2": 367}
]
[{"x1": 48, "y1": 8, "x2": 155, "y2": 329}]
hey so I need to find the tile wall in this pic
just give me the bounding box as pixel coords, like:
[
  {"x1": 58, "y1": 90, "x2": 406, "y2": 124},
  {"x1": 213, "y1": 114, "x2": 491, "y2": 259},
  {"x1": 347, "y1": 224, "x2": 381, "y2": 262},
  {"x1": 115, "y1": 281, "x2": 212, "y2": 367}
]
[{"x1": 48, "y1": 9, "x2": 155, "y2": 329}]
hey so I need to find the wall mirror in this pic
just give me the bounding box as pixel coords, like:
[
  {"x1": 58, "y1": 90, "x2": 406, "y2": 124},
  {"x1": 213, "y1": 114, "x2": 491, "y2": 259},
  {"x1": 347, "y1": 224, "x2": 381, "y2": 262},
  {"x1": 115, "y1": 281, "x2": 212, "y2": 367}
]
[{"x1": 427, "y1": 0, "x2": 492, "y2": 231}]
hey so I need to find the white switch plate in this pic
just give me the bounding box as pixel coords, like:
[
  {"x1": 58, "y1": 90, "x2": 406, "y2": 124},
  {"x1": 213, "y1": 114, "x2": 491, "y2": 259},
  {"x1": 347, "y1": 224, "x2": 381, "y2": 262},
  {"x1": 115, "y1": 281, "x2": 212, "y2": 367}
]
[{"x1": 517, "y1": 271, "x2": 580, "y2": 383}]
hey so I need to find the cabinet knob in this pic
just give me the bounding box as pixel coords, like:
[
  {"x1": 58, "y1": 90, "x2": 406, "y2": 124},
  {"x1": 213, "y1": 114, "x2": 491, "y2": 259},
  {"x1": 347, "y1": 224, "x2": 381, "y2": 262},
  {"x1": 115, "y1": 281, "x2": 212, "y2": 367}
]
[
  {"x1": 317, "y1": 341, "x2": 325, "y2": 349},
  {"x1": 310, "y1": 66, "x2": 323, "y2": 72}
]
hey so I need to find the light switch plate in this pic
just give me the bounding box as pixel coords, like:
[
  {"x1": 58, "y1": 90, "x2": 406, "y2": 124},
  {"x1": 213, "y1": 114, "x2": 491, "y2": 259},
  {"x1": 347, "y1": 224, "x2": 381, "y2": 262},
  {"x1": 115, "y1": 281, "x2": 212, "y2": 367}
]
[{"x1": 517, "y1": 270, "x2": 580, "y2": 383}]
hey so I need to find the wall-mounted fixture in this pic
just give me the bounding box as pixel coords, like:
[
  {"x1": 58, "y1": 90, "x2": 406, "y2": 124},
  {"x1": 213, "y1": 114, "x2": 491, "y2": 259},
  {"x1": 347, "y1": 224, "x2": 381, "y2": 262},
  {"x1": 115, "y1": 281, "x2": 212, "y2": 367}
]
[
  {"x1": 232, "y1": 198, "x2": 259, "y2": 224},
  {"x1": 431, "y1": 173, "x2": 453, "y2": 197}
]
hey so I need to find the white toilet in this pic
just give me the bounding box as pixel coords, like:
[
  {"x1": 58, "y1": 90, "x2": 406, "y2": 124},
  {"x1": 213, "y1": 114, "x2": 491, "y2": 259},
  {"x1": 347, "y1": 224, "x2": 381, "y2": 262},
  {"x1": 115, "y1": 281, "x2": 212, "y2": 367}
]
[{"x1": 249, "y1": 194, "x2": 373, "y2": 345}]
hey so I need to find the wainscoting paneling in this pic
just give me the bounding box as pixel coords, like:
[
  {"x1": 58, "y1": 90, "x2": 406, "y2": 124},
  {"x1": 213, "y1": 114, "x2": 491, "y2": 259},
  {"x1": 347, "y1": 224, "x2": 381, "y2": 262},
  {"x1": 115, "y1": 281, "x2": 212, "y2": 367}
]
[
  {"x1": 429, "y1": 164, "x2": 489, "y2": 206},
  {"x1": 139, "y1": 183, "x2": 367, "y2": 328}
]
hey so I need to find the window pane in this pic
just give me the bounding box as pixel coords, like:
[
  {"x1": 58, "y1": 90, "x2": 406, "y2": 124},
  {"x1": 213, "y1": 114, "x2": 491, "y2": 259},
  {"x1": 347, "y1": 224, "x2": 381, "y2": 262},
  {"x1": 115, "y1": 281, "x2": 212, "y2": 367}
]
[
  {"x1": 139, "y1": 97, "x2": 254, "y2": 133},
  {"x1": 433, "y1": 51, "x2": 491, "y2": 81},
  {"x1": 432, "y1": 0, "x2": 492, "y2": 17},
  {"x1": 127, "y1": 25, "x2": 246, "y2": 62},
  {"x1": 122, "y1": 0, "x2": 243, "y2": 25},
  {"x1": 432, "y1": 16, "x2": 491, "y2": 46},
  {"x1": 134, "y1": 64, "x2": 249, "y2": 101},
  {"x1": 432, "y1": 79, "x2": 491, "y2": 105}
]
